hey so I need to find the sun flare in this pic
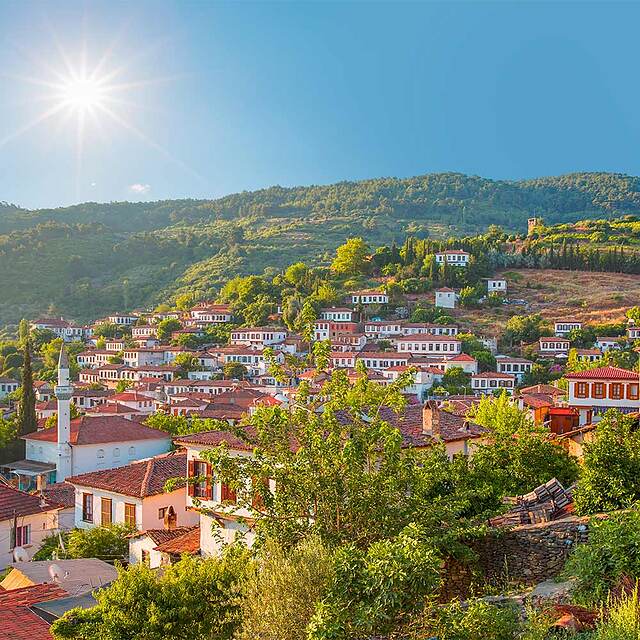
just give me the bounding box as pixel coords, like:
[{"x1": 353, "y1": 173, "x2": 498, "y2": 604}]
[{"x1": 58, "y1": 76, "x2": 107, "y2": 111}]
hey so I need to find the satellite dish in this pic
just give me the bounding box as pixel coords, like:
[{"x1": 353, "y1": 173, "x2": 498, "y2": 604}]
[
  {"x1": 12, "y1": 546, "x2": 30, "y2": 563},
  {"x1": 49, "y1": 563, "x2": 69, "y2": 582}
]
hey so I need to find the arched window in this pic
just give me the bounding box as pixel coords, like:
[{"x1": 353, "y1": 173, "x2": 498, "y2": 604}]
[
  {"x1": 128, "y1": 446, "x2": 135, "y2": 458},
  {"x1": 97, "y1": 449, "x2": 105, "y2": 459},
  {"x1": 113, "y1": 447, "x2": 120, "y2": 458}
]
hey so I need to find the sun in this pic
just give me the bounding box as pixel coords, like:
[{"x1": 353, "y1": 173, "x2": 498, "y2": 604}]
[{"x1": 59, "y1": 76, "x2": 107, "y2": 111}]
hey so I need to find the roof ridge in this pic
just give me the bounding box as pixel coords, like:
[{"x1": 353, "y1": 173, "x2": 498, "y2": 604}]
[{"x1": 139, "y1": 457, "x2": 155, "y2": 497}]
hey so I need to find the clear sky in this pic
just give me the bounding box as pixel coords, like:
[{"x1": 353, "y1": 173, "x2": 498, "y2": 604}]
[{"x1": 0, "y1": 0, "x2": 639, "y2": 209}]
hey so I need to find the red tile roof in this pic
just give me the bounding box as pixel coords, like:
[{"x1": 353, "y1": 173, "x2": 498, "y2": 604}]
[
  {"x1": 565, "y1": 366, "x2": 639, "y2": 380},
  {"x1": 42, "y1": 482, "x2": 75, "y2": 509},
  {"x1": 1, "y1": 583, "x2": 68, "y2": 640},
  {"x1": 67, "y1": 452, "x2": 186, "y2": 498},
  {"x1": 0, "y1": 484, "x2": 60, "y2": 522},
  {"x1": 131, "y1": 527, "x2": 196, "y2": 545},
  {"x1": 175, "y1": 429, "x2": 255, "y2": 450},
  {"x1": 153, "y1": 526, "x2": 200, "y2": 554},
  {"x1": 23, "y1": 416, "x2": 170, "y2": 445}
]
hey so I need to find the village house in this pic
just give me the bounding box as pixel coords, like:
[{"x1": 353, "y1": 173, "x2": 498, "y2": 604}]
[
  {"x1": 0, "y1": 377, "x2": 19, "y2": 399},
  {"x1": 363, "y1": 321, "x2": 403, "y2": 339},
  {"x1": 229, "y1": 327, "x2": 287, "y2": 347},
  {"x1": 401, "y1": 323, "x2": 459, "y2": 337},
  {"x1": 331, "y1": 333, "x2": 368, "y2": 351},
  {"x1": 440, "y1": 353, "x2": 478, "y2": 374},
  {"x1": 350, "y1": 290, "x2": 389, "y2": 305},
  {"x1": 129, "y1": 526, "x2": 200, "y2": 568},
  {"x1": 0, "y1": 484, "x2": 64, "y2": 569},
  {"x1": 188, "y1": 303, "x2": 233, "y2": 325},
  {"x1": 314, "y1": 320, "x2": 360, "y2": 341},
  {"x1": 76, "y1": 350, "x2": 113, "y2": 368},
  {"x1": 435, "y1": 249, "x2": 470, "y2": 267},
  {"x1": 106, "y1": 313, "x2": 138, "y2": 326},
  {"x1": 396, "y1": 334, "x2": 462, "y2": 356},
  {"x1": 565, "y1": 366, "x2": 640, "y2": 425},
  {"x1": 329, "y1": 351, "x2": 357, "y2": 369},
  {"x1": 471, "y1": 372, "x2": 516, "y2": 395},
  {"x1": 594, "y1": 336, "x2": 623, "y2": 352},
  {"x1": 131, "y1": 324, "x2": 158, "y2": 339},
  {"x1": 354, "y1": 352, "x2": 411, "y2": 370},
  {"x1": 495, "y1": 355, "x2": 534, "y2": 381},
  {"x1": 554, "y1": 321, "x2": 582, "y2": 337},
  {"x1": 67, "y1": 452, "x2": 198, "y2": 533},
  {"x1": 628, "y1": 326, "x2": 640, "y2": 341},
  {"x1": 538, "y1": 336, "x2": 571, "y2": 357},
  {"x1": 486, "y1": 278, "x2": 507, "y2": 294},
  {"x1": 320, "y1": 307, "x2": 353, "y2": 322},
  {"x1": 573, "y1": 348, "x2": 602, "y2": 363},
  {"x1": 30, "y1": 317, "x2": 91, "y2": 342},
  {"x1": 104, "y1": 339, "x2": 126, "y2": 352},
  {"x1": 435, "y1": 287, "x2": 457, "y2": 309}
]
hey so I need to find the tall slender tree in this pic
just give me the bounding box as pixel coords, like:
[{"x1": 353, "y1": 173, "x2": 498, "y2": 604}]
[{"x1": 19, "y1": 339, "x2": 37, "y2": 435}]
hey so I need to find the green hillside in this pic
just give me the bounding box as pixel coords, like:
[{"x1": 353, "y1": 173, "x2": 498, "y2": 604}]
[{"x1": 2, "y1": 171, "x2": 640, "y2": 326}]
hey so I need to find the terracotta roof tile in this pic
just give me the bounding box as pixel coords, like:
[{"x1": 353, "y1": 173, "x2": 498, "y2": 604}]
[
  {"x1": 42, "y1": 482, "x2": 75, "y2": 509},
  {"x1": 23, "y1": 416, "x2": 169, "y2": 445},
  {"x1": 565, "y1": 366, "x2": 638, "y2": 380},
  {"x1": 0, "y1": 484, "x2": 59, "y2": 522},
  {"x1": 67, "y1": 452, "x2": 186, "y2": 498},
  {"x1": 131, "y1": 527, "x2": 196, "y2": 545},
  {"x1": 153, "y1": 526, "x2": 200, "y2": 554}
]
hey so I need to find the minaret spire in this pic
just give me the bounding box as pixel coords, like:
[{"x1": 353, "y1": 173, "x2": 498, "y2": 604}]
[{"x1": 55, "y1": 345, "x2": 73, "y2": 481}]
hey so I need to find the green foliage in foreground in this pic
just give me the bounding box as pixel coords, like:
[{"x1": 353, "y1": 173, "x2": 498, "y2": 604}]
[
  {"x1": 33, "y1": 526, "x2": 133, "y2": 562},
  {"x1": 573, "y1": 411, "x2": 640, "y2": 516},
  {"x1": 564, "y1": 511, "x2": 640, "y2": 605},
  {"x1": 51, "y1": 551, "x2": 251, "y2": 640}
]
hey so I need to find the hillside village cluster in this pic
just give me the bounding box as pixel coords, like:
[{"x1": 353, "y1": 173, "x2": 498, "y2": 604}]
[{"x1": 1, "y1": 242, "x2": 640, "y2": 634}]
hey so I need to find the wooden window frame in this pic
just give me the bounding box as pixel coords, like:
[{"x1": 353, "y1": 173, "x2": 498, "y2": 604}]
[
  {"x1": 592, "y1": 382, "x2": 605, "y2": 399},
  {"x1": 101, "y1": 497, "x2": 112, "y2": 526},
  {"x1": 575, "y1": 382, "x2": 588, "y2": 399},
  {"x1": 610, "y1": 383, "x2": 623, "y2": 400},
  {"x1": 124, "y1": 503, "x2": 136, "y2": 527},
  {"x1": 82, "y1": 492, "x2": 93, "y2": 523},
  {"x1": 628, "y1": 383, "x2": 639, "y2": 401}
]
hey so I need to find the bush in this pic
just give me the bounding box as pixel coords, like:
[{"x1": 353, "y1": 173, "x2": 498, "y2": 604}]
[
  {"x1": 415, "y1": 599, "x2": 520, "y2": 640},
  {"x1": 237, "y1": 537, "x2": 333, "y2": 640},
  {"x1": 564, "y1": 511, "x2": 640, "y2": 605},
  {"x1": 66, "y1": 525, "x2": 133, "y2": 561},
  {"x1": 573, "y1": 411, "x2": 640, "y2": 515},
  {"x1": 595, "y1": 587, "x2": 640, "y2": 640}
]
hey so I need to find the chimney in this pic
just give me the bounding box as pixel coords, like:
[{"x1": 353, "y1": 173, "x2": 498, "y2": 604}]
[
  {"x1": 422, "y1": 400, "x2": 440, "y2": 436},
  {"x1": 164, "y1": 506, "x2": 177, "y2": 530}
]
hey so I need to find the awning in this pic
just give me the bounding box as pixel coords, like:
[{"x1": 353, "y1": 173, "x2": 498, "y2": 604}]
[{"x1": 2, "y1": 459, "x2": 56, "y2": 476}]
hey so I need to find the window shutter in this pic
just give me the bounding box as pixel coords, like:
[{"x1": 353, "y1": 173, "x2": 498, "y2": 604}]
[
  {"x1": 188, "y1": 459, "x2": 195, "y2": 497},
  {"x1": 205, "y1": 463, "x2": 213, "y2": 500}
]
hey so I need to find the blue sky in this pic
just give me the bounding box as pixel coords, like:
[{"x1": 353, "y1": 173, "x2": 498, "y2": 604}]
[{"x1": 0, "y1": 1, "x2": 639, "y2": 209}]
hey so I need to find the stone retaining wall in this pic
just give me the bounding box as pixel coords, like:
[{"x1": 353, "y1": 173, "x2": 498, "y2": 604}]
[{"x1": 442, "y1": 516, "x2": 591, "y2": 599}]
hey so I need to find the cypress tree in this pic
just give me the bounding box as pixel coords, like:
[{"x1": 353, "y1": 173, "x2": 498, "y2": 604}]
[{"x1": 19, "y1": 339, "x2": 37, "y2": 435}]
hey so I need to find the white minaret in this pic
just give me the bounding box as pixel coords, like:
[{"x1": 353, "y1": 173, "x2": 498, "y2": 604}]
[{"x1": 55, "y1": 346, "x2": 73, "y2": 481}]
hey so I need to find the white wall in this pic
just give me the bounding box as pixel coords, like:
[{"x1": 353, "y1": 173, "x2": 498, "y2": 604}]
[
  {"x1": 0, "y1": 509, "x2": 60, "y2": 570},
  {"x1": 27, "y1": 438, "x2": 172, "y2": 477}
]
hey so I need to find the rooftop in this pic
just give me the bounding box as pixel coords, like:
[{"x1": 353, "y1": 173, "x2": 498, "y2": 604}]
[{"x1": 0, "y1": 483, "x2": 60, "y2": 521}]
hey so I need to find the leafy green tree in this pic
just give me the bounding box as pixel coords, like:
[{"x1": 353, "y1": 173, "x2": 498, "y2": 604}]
[
  {"x1": 51, "y1": 552, "x2": 251, "y2": 640},
  {"x1": 174, "y1": 353, "x2": 200, "y2": 376},
  {"x1": 242, "y1": 294, "x2": 273, "y2": 327},
  {"x1": 307, "y1": 525, "x2": 442, "y2": 640},
  {"x1": 18, "y1": 339, "x2": 37, "y2": 435},
  {"x1": 503, "y1": 314, "x2": 551, "y2": 346},
  {"x1": 223, "y1": 362, "x2": 248, "y2": 380},
  {"x1": 440, "y1": 367, "x2": 471, "y2": 394},
  {"x1": 284, "y1": 262, "x2": 310, "y2": 289},
  {"x1": 65, "y1": 525, "x2": 133, "y2": 561},
  {"x1": 237, "y1": 537, "x2": 333, "y2": 640},
  {"x1": 468, "y1": 393, "x2": 579, "y2": 498},
  {"x1": 573, "y1": 411, "x2": 640, "y2": 515},
  {"x1": 30, "y1": 327, "x2": 56, "y2": 349},
  {"x1": 626, "y1": 306, "x2": 640, "y2": 324},
  {"x1": 175, "y1": 292, "x2": 197, "y2": 311},
  {"x1": 330, "y1": 238, "x2": 370, "y2": 276},
  {"x1": 156, "y1": 318, "x2": 182, "y2": 341},
  {"x1": 297, "y1": 299, "x2": 317, "y2": 342},
  {"x1": 115, "y1": 380, "x2": 133, "y2": 393},
  {"x1": 92, "y1": 322, "x2": 124, "y2": 339}
]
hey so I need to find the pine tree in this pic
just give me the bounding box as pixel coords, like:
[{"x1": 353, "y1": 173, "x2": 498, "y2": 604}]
[{"x1": 19, "y1": 339, "x2": 37, "y2": 435}]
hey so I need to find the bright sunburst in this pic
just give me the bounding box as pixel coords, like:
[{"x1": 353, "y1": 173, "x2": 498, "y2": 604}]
[{"x1": 2, "y1": 31, "x2": 197, "y2": 200}]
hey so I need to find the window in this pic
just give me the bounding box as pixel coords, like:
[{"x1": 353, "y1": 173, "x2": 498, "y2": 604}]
[
  {"x1": 628, "y1": 384, "x2": 639, "y2": 401},
  {"x1": 128, "y1": 446, "x2": 136, "y2": 458},
  {"x1": 610, "y1": 383, "x2": 623, "y2": 400},
  {"x1": 82, "y1": 493, "x2": 93, "y2": 523},
  {"x1": 124, "y1": 503, "x2": 136, "y2": 527},
  {"x1": 158, "y1": 507, "x2": 167, "y2": 520},
  {"x1": 141, "y1": 549, "x2": 150, "y2": 566},
  {"x1": 113, "y1": 447, "x2": 120, "y2": 459},
  {"x1": 97, "y1": 449, "x2": 104, "y2": 459},
  {"x1": 592, "y1": 382, "x2": 605, "y2": 399},
  {"x1": 11, "y1": 524, "x2": 31, "y2": 549},
  {"x1": 101, "y1": 498, "x2": 112, "y2": 525},
  {"x1": 221, "y1": 483, "x2": 237, "y2": 504},
  {"x1": 188, "y1": 460, "x2": 211, "y2": 499},
  {"x1": 575, "y1": 382, "x2": 588, "y2": 398}
]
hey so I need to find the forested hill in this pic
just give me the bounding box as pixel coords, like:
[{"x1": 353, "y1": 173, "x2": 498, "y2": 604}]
[{"x1": 2, "y1": 171, "x2": 640, "y2": 326}]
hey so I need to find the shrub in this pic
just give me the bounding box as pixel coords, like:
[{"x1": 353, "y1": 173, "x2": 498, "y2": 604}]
[
  {"x1": 595, "y1": 587, "x2": 640, "y2": 640},
  {"x1": 564, "y1": 511, "x2": 640, "y2": 605},
  {"x1": 415, "y1": 599, "x2": 520, "y2": 640},
  {"x1": 237, "y1": 537, "x2": 333, "y2": 640}
]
